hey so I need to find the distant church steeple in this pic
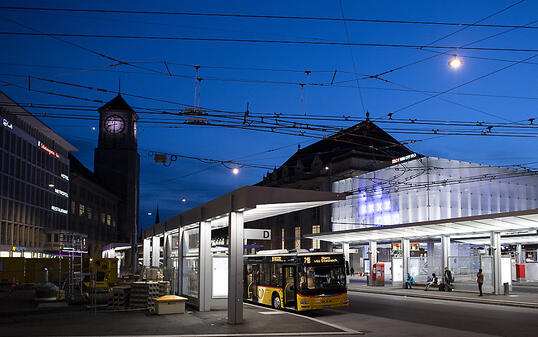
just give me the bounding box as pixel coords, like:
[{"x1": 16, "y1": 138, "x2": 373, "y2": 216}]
[{"x1": 155, "y1": 206, "x2": 160, "y2": 224}]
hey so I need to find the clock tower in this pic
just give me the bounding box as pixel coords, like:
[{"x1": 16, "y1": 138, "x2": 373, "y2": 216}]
[{"x1": 94, "y1": 95, "x2": 140, "y2": 272}]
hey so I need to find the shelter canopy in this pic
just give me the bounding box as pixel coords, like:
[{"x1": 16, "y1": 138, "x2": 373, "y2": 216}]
[
  {"x1": 142, "y1": 185, "x2": 346, "y2": 238},
  {"x1": 306, "y1": 208, "x2": 538, "y2": 244}
]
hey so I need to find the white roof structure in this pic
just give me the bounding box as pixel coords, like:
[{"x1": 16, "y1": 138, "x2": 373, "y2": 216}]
[
  {"x1": 142, "y1": 185, "x2": 346, "y2": 237},
  {"x1": 305, "y1": 208, "x2": 538, "y2": 244}
]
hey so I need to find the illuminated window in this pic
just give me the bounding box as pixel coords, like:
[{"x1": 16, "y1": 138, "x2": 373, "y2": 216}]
[
  {"x1": 295, "y1": 226, "x2": 301, "y2": 249},
  {"x1": 79, "y1": 204, "x2": 85, "y2": 216},
  {"x1": 101, "y1": 213, "x2": 105, "y2": 224},
  {"x1": 71, "y1": 201, "x2": 76, "y2": 214},
  {"x1": 87, "y1": 207, "x2": 92, "y2": 220},
  {"x1": 106, "y1": 214, "x2": 111, "y2": 226},
  {"x1": 312, "y1": 225, "x2": 320, "y2": 249},
  {"x1": 281, "y1": 228, "x2": 285, "y2": 249}
]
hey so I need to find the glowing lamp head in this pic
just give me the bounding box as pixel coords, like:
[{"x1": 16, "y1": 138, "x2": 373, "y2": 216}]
[
  {"x1": 448, "y1": 55, "x2": 462, "y2": 69},
  {"x1": 147, "y1": 212, "x2": 152, "y2": 216},
  {"x1": 181, "y1": 197, "x2": 187, "y2": 203},
  {"x1": 232, "y1": 167, "x2": 240, "y2": 175}
]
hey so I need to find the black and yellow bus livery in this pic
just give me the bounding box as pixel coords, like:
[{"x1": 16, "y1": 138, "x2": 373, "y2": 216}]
[{"x1": 244, "y1": 250, "x2": 349, "y2": 311}]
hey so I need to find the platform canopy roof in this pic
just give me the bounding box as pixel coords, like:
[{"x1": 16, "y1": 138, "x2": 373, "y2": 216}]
[
  {"x1": 142, "y1": 185, "x2": 346, "y2": 238},
  {"x1": 305, "y1": 208, "x2": 538, "y2": 244}
]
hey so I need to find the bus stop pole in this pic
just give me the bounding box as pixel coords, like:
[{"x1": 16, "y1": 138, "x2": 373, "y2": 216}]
[{"x1": 228, "y1": 211, "x2": 244, "y2": 324}]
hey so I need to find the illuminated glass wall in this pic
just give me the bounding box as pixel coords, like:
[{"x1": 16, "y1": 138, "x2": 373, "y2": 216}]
[{"x1": 332, "y1": 156, "x2": 538, "y2": 231}]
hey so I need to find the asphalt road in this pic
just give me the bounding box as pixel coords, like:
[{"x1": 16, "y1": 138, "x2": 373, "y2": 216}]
[{"x1": 304, "y1": 291, "x2": 538, "y2": 337}]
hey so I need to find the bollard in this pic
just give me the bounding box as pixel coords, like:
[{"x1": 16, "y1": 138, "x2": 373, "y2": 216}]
[{"x1": 503, "y1": 282, "x2": 510, "y2": 295}]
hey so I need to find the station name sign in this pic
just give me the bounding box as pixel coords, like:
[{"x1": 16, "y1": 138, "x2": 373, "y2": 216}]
[
  {"x1": 392, "y1": 153, "x2": 417, "y2": 164},
  {"x1": 303, "y1": 256, "x2": 341, "y2": 264}
]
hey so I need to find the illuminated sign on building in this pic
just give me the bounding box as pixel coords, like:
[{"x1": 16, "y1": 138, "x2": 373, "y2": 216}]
[
  {"x1": 54, "y1": 188, "x2": 69, "y2": 198},
  {"x1": 303, "y1": 256, "x2": 341, "y2": 264},
  {"x1": 37, "y1": 141, "x2": 60, "y2": 159},
  {"x1": 61, "y1": 173, "x2": 69, "y2": 181},
  {"x1": 391, "y1": 153, "x2": 417, "y2": 164},
  {"x1": 2, "y1": 118, "x2": 13, "y2": 129},
  {"x1": 51, "y1": 205, "x2": 68, "y2": 214}
]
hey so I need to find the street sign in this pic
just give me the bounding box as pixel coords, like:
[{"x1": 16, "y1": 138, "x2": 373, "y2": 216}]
[{"x1": 244, "y1": 229, "x2": 271, "y2": 240}]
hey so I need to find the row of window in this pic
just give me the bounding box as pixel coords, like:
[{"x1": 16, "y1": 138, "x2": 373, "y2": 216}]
[
  {"x1": 0, "y1": 221, "x2": 42, "y2": 247},
  {"x1": 71, "y1": 201, "x2": 115, "y2": 226},
  {"x1": 0, "y1": 126, "x2": 68, "y2": 174},
  {"x1": 280, "y1": 225, "x2": 321, "y2": 250},
  {"x1": 1, "y1": 198, "x2": 67, "y2": 229},
  {"x1": 71, "y1": 184, "x2": 117, "y2": 210}
]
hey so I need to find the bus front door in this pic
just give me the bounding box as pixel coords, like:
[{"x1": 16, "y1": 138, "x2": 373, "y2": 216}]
[{"x1": 283, "y1": 265, "x2": 296, "y2": 308}]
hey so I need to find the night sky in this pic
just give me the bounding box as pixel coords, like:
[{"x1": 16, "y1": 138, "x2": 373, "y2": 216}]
[{"x1": 0, "y1": 0, "x2": 537, "y2": 230}]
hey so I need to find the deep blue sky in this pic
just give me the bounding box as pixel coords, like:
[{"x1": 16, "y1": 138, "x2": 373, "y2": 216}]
[{"x1": 1, "y1": 0, "x2": 537, "y2": 229}]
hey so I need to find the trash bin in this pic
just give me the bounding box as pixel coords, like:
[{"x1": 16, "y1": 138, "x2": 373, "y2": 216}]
[{"x1": 503, "y1": 282, "x2": 510, "y2": 295}]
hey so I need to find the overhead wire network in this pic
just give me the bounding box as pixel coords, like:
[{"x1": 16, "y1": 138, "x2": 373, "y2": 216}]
[{"x1": 1, "y1": 5, "x2": 537, "y2": 30}]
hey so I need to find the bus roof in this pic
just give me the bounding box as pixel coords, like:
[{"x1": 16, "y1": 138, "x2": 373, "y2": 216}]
[{"x1": 244, "y1": 251, "x2": 344, "y2": 258}]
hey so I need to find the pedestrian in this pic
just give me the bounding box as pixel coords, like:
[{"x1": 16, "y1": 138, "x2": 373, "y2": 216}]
[
  {"x1": 443, "y1": 267, "x2": 453, "y2": 291},
  {"x1": 476, "y1": 268, "x2": 484, "y2": 296},
  {"x1": 405, "y1": 273, "x2": 415, "y2": 289}
]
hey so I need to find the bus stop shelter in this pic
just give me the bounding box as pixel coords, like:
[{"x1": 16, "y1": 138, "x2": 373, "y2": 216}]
[
  {"x1": 141, "y1": 185, "x2": 345, "y2": 324},
  {"x1": 306, "y1": 208, "x2": 538, "y2": 294}
]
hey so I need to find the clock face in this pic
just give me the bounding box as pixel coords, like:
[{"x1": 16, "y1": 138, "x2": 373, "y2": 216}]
[{"x1": 104, "y1": 115, "x2": 125, "y2": 134}]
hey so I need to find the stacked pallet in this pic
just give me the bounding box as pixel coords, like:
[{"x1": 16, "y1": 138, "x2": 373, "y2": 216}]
[
  {"x1": 108, "y1": 286, "x2": 131, "y2": 309},
  {"x1": 130, "y1": 281, "x2": 160, "y2": 311},
  {"x1": 158, "y1": 281, "x2": 170, "y2": 296}
]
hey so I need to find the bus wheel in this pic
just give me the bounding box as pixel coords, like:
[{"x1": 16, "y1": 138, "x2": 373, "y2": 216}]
[{"x1": 272, "y1": 293, "x2": 281, "y2": 309}]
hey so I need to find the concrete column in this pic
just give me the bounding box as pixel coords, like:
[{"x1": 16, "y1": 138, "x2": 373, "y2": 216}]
[
  {"x1": 402, "y1": 238, "x2": 410, "y2": 287},
  {"x1": 491, "y1": 232, "x2": 501, "y2": 295},
  {"x1": 228, "y1": 211, "x2": 244, "y2": 324},
  {"x1": 368, "y1": 241, "x2": 377, "y2": 286},
  {"x1": 143, "y1": 238, "x2": 151, "y2": 267},
  {"x1": 177, "y1": 227, "x2": 184, "y2": 295},
  {"x1": 199, "y1": 221, "x2": 212, "y2": 312},
  {"x1": 151, "y1": 236, "x2": 160, "y2": 267},
  {"x1": 516, "y1": 244, "x2": 523, "y2": 264},
  {"x1": 441, "y1": 235, "x2": 450, "y2": 270},
  {"x1": 427, "y1": 241, "x2": 434, "y2": 258}
]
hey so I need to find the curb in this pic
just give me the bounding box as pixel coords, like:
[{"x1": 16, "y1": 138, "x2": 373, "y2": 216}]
[{"x1": 349, "y1": 288, "x2": 538, "y2": 309}]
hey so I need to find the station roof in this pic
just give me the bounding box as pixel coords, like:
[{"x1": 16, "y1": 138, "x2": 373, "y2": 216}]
[
  {"x1": 305, "y1": 208, "x2": 538, "y2": 244},
  {"x1": 142, "y1": 185, "x2": 346, "y2": 238}
]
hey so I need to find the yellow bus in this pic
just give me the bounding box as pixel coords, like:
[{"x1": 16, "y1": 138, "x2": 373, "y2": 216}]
[{"x1": 244, "y1": 250, "x2": 349, "y2": 311}]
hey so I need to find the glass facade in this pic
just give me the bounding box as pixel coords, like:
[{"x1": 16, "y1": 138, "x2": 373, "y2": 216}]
[
  {"x1": 0, "y1": 107, "x2": 71, "y2": 256},
  {"x1": 182, "y1": 226, "x2": 199, "y2": 298},
  {"x1": 332, "y1": 156, "x2": 538, "y2": 231}
]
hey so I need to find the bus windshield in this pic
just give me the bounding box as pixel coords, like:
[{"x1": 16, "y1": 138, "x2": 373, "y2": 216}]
[{"x1": 299, "y1": 265, "x2": 346, "y2": 294}]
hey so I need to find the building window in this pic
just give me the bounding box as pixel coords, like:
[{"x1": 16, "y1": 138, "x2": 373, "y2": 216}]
[
  {"x1": 87, "y1": 207, "x2": 92, "y2": 220},
  {"x1": 100, "y1": 213, "x2": 105, "y2": 224},
  {"x1": 79, "y1": 204, "x2": 85, "y2": 216},
  {"x1": 312, "y1": 225, "x2": 320, "y2": 249},
  {"x1": 295, "y1": 226, "x2": 301, "y2": 249},
  {"x1": 281, "y1": 228, "x2": 285, "y2": 249},
  {"x1": 71, "y1": 201, "x2": 75, "y2": 214},
  {"x1": 106, "y1": 214, "x2": 111, "y2": 226}
]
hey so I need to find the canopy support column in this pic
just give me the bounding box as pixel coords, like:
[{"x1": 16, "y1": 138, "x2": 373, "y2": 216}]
[
  {"x1": 441, "y1": 235, "x2": 450, "y2": 270},
  {"x1": 199, "y1": 221, "x2": 211, "y2": 312},
  {"x1": 151, "y1": 236, "x2": 160, "y2": 267},
  {"x1": 343, "y1": 243, "x2": 350, "y2": 282},
  {"x1": 368, "y1": 241, "x2": 377, "y2": 286},
  {"x1": 228, "y1": 211, "x2": 244, "y2": 324},
  {"x1": 402, "y1": 238, "x2": 410, "y2": 287},
  {"x1": 491, "y1": 231, "x2": 501, "y2": 295}
]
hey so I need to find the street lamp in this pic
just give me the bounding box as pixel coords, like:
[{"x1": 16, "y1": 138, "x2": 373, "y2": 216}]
[
  {"x1": 448, "y1": 55, "x2": 462, "y2": 69},
  {"x1": 180, "y1": 197, "x2": 187, "y2": 203},
  {"x1": 232, "y1": 167, "x2": 240, "y2": 175},
  {"x1": 147, "y1": 212, "x2": 152, "y2": 216}
]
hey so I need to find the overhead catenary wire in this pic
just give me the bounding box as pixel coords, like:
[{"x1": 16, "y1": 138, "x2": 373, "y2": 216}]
[
  {"x1": 2, "y1": 31, "x2": 538, "y2": 52},
  {"x1": 1, "y1": 6, "x2": 537, "y2": 30}
]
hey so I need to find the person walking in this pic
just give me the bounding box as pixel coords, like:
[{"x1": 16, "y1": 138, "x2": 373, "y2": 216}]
[{"x1": 477, "y1": 268, "x2": 484, "y2": 296}]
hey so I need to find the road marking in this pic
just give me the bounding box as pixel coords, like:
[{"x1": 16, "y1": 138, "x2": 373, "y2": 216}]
[
  {"x1": 245, "y1": 303, "x2": 361, "y2": 334},
  {"x1": 259, "y1": 310, "x2": 286, "y2": 314}
]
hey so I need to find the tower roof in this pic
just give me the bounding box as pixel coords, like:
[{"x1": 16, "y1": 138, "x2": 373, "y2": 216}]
[{"x1": 98, "y1": 94, "x2": 134, "y2": 112}]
